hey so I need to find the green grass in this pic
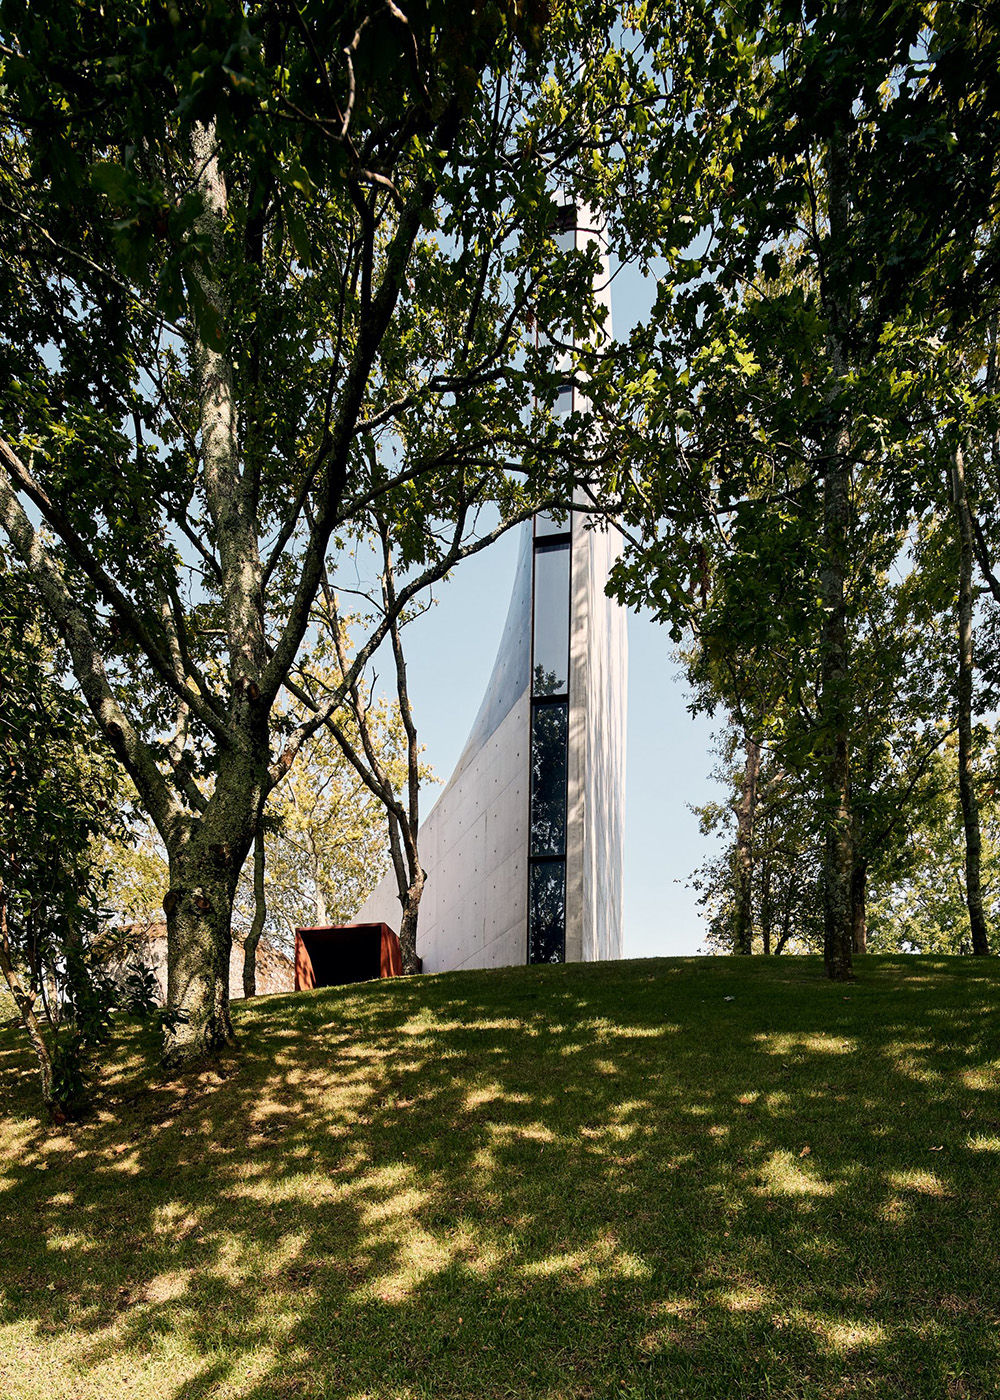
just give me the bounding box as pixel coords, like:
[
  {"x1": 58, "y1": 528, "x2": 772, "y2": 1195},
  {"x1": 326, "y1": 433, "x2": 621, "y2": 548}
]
[{"x1": 2, "y1": 955, "x2": 1000, "y2": 1400}]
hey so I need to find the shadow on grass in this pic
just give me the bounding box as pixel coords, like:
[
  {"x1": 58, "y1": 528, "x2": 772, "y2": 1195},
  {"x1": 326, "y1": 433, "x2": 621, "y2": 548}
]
[{"x1": 1, "y1": 955, "x2": 999, "y2": 1400}]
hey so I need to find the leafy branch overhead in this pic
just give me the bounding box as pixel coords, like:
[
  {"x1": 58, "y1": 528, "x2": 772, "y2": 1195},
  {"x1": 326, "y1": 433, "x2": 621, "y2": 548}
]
[{"x1": 0, "y1": 0, "x2": 666, "y2": 1059}]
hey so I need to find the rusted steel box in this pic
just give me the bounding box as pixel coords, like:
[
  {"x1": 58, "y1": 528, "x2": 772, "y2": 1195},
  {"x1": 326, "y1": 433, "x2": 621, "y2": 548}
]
[{"x1": 294, "y1": 922, "x2": 402, "y2": 990}]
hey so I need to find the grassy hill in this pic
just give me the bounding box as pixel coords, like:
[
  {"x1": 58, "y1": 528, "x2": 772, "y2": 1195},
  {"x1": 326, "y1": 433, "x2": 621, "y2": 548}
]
[{"x1": 1, "y1": 955, "x2": 999, "y2": 1400}]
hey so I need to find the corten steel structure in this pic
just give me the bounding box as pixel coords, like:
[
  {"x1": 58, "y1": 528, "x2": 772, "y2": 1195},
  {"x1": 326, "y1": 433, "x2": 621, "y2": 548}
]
[
  {"x1": 295, "y1": 922, "x2": 403, "y2": 990},
  {"x1": 353, "y1": 204, "x2": 627, "y2": 972}
]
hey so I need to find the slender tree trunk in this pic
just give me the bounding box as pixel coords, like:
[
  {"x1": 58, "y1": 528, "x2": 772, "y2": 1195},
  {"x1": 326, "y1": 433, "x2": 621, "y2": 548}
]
[
  {"x1": 0, "y1": 888, "x2": 57, "y2": 1114},
  {"x1": 242, "y1": 828, "x2": 266, "y2": 998},
  {"x1": 733, "y1": 735, "x2": 761, "y2": 954},
  {"x1": 313, "y1": 856, "x2": 329, "y2": 927},
  {"x1": 851, "y1": 860, "x2": 868, "y2": 954},
  {"x1": 397, "y1": 867, "x2": 426, "y2": 975},
  {"x1": 819, "y1": 132, "x2": 854, "y2": 984},
  {"x1": 953, "y1": 445, "x2": 990, "y2": 956},
  {"x1": 774, "y1": 906, "x2": 794, "y2": 957},
  {"x1": 760, "y1": 859, "x2": 773, "y2": 956}
]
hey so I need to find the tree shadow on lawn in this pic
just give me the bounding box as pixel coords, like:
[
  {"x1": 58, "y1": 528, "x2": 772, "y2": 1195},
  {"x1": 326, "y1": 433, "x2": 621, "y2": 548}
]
[{"x1": 1, "y1": 955, "x2": 999, "y2": 1400}]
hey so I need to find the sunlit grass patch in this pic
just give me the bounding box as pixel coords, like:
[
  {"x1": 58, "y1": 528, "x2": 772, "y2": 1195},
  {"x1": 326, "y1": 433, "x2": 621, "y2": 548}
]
[{"x1": 1, "y1": 953, "x2": 999, "y2": 1399}]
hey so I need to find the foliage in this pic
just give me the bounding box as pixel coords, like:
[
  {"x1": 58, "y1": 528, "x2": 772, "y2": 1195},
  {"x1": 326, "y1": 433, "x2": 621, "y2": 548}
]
[
  {"x1": 608, "y1": 2, "x2": 1000, "y2": 972},
  {"x1": 867, "y1": 738, "x2": 1000, "y2": 954},
  {"x1": 233, "y1": 671, "x2": 428, "y2": 947},
  {"x1": 0, "y1": 0, "x2": 678, "y2": 1056},
  {"x1": 0, "y1": 557, "x2": 145, "y2": 1114}
]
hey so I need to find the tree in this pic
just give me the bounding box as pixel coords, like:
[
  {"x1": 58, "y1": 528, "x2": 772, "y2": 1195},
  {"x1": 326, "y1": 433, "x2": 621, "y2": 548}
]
[
  {"x1": 867, "y1": 738, "x2": 1000, "y2": 954},
  {"x1": 297, "y1": 518, "x2": 433, "y2": 975},
  {"x1": 611, "y1": 0, "x2": 1000, "y2": 978},
  {"x1": 234, "y1": 669, "x2": 419, "y2": 967},
  {"x1": 0, "y1": 2, "x2": 656, "y2": 1059},
  {"x1": 0, "y1": 559, "x2": 138, "y2": 1116}
]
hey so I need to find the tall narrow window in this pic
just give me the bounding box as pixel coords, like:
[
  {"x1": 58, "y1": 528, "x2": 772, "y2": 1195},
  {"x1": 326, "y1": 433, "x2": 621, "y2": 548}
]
[
  {"x1": 530, "y1": 702, "x2": 568, "y2": 856},
  {"x1": 527, "y1": 206, "x2": 577, "y2": 967},
  {"x1": 529, "y1": 862, "x2": 566, "y2": 964},
  {"x1": 532, "y1": 541, "x2": 570, "y2": 696},
  {"x1": 534, "y1": 511, "x2": 570, "y2": 539},
  {"x1": 528, "y1": 532, "x2": 571, "y2": 963}
]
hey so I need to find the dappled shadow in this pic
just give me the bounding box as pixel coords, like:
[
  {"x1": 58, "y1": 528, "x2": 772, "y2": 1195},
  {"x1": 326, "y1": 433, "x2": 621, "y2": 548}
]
[{"x1": 1, "y1": 955, "x2": 999, "y2": 1399}]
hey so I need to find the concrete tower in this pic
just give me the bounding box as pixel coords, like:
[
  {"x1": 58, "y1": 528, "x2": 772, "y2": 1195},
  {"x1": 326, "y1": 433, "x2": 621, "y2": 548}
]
[{"x1": 353, "y1": 204, "x2": 627, "y2": 972}]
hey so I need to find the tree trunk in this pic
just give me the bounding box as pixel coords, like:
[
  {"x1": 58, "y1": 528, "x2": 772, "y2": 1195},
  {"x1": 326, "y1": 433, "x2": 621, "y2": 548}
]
[
  {"x1": 397, "y1": 867, "x2": 426, "y2": 975},
  {"x1": 760, "y1": 859, "x2": 773, "y2": 955},
  {"x1": 851, "y1": 860, "x2": 868, "y2": 954},
  {"x1": 313, "y1": 859, "x2": 328, "y2": 927},
  {"x1": 242, "y1": 828, "x2": 266, "y2": 998},
  {"x1": 954, "y1": 445, "x2": 990, "y2": 956},
  {"x1": 819, "y1": 132, "x2": 854, "y2": 984},
  {"x1": 0, "y1": 888, "x2": 57, "y2": 1115},
  {"x1": 162, "y1": 833, "x2": 241, "y2": 1063},
  {"x1": 733, "y1": 735, "x2": 761, "y2": 954},
  {"x1": 770, "y1": 880, "x2": 795, "y2": 956}
]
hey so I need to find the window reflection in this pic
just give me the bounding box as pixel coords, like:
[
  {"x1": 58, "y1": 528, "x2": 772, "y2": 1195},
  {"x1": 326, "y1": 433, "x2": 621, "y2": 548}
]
[
  {"x1": 532, "y1": 542, "x2": 570, "y2": 695},
  {"x1": 530, "y1": 702, "x2": 568, "y2": 856},
  {"x1": 534, "y1": 511, "x2": 570, "y2": 538},
  {"x1": 529, "y1": 862, "x2": 566, "y2": 963}
]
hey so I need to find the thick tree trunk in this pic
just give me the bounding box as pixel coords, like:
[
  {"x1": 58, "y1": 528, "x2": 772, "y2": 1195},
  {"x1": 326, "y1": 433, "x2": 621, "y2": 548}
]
[
  {"x1": 954, "y1": 446, "x2": 990, "y2": 956},
  {"x1": 732, "y1": 735, "x2": 761, "y2": 954},
  {"x1": 851, "y1": 860, "x2": 867, "y2": 954},
  {"x1": 162, "y1": 833, "x2": 242, "y2": 1063},
  {"x1": 819, "y1": 133, "x2": 854, "y2": 984},
  {"x1": 242, "y1": 829, "x2": 266, "y2": 998}
]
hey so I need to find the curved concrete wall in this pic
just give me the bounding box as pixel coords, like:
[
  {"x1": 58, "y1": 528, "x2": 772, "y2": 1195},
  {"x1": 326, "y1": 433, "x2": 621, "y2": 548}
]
[{"x1": 353, "y1": 528, "x2": 533, "y2": 973}]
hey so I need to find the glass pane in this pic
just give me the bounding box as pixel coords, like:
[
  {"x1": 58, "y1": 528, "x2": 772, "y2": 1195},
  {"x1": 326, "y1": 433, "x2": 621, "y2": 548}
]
[
  {"x1": 553, "y1": 228, "x2": 575, "y2": 253},
  {"x1": 530, "y1": 702, "x2": 568, "y2": 856},
  {"x1": 555, "y1": 384, "x2": 573, "y2": 417},
  {"x1": 532, "y1": 543, "x2": 570, "y2": 695},
  {"x1": 529, "y1": 862, "x2": 566, "y2": 964},
  {"x1": 534, "y1": 511, "x2": 570, "y2": 538}
]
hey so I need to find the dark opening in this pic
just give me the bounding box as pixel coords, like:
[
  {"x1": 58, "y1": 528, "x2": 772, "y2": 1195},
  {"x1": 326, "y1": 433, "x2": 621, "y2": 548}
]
[
  {"x1": 530, "y1": 701, "x2": 568, "y2": 856},
  {"x1": 302, "y1": 927, "x2": 382, "y2": 986},
  {"x1": 529, "y1": 861, "x2": 566, "y2": 963}
]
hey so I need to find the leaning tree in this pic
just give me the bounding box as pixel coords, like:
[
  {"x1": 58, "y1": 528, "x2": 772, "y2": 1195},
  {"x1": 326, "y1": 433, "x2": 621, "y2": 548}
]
[{"x1": 0, "y1": 0, "x2": 675, "y2": 1059}]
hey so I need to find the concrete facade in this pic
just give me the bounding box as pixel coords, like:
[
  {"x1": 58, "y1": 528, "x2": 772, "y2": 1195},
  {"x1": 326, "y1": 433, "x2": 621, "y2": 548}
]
[{"x1": 353, "y1": 203, "x2": 627, "y2": 972}]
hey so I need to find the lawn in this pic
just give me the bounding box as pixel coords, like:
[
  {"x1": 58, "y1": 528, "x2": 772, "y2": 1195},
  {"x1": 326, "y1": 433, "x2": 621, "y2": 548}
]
[{"x1": 1, "y1": 955, "x2": 999, "y2": 1400}]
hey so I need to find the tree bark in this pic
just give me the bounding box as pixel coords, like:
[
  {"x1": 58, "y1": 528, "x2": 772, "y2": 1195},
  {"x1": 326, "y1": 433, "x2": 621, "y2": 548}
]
[
  {"x1": 818, "y1": 131, "x2": 855, "y2": 984},
  {"x1": 953, "y1": 445, "x2": 990, "y2": 956},
  {"x1": 732, "y1": 735, "x2": 761, "y2": 954},
  {"x1": 242, "y1": 828, "x2": 266, "y2": 998},
  {"x1": 397, "y1": 866, "x2": 426, "y2": 975},
  {"x1": 312, "y1": 848, "x2": 329, "y2": 927},
  {"x1": 851, "y1": 860, "x2": 868, "y2": 954},
  {"x1": 0, "y1": 887, "x2": 57, "y2": 1114},
  {"x1": 162, "y1": 827, "x2": 246, "y2": 1063},
  {"x1": 760, "y1": 858, "x2": 773, "y2": 956}
]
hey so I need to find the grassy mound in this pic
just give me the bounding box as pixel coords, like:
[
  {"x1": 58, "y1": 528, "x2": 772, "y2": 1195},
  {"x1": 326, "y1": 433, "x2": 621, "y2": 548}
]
[{"x1": 1, "y1": 955, "x2": 999, "y2": 1399}]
